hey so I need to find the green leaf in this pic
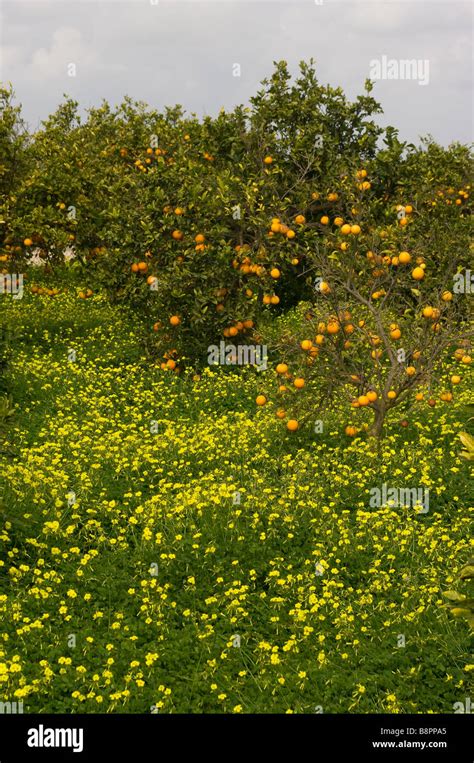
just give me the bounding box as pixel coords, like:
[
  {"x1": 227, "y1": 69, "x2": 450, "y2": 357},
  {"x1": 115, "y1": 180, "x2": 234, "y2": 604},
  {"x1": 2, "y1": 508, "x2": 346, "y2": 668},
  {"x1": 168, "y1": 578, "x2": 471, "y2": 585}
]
[
  {"x1": 443, "y1": 590, "x2": 466, "y2": 602},
  {"x1": 459, "y1": 564, "x2": 474, "y2": 581}
]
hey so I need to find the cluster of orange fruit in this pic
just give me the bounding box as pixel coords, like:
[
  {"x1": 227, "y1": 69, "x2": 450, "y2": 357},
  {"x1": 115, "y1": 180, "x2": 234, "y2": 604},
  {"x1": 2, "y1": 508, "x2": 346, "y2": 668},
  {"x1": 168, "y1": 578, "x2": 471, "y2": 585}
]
[
  {"x1": 268, "y1": 216, "x2": 298, "y2": 239},
  {"x1": 431, "y1": 185, "x2": 470, "y2": 207},
  {"x1": 78, "y1": 289, "x2": 93, "y2": 299},
  {"x1": 350, "y1": 390, "x2": 378, "y2": 408},
  {"x1": 159, "y1": 348, "x2": 180, "y2": 372},
  {"x1": 366, "y1": 248, "x2": 426, "y2": 282},
  {"x1": 130, "y1": 261, "x2": 148, "y2": 274},
  {"x1": 131, "y1": 262, "x2": 160, "y2": 287},
  {"x1": 356, "y1": 169, "x2": 371, "y2": 191},
  {"x1": 30, "y1": 285, "x2": 60, "y2": 297},
  {"x1": 222, "y1": 319, "x2": 254, "y2": 338},
  {"x1": 454, "y1": 347, "x2": 472, "y2": 365},
  {"x1": 130, "y1": 146, "x2": 169, "y2": 173},
  {"x1": 262, "y1": 294, "x2": 280, "y2": 305},
  {"x1": 232, "y1": 254, "x2": 266, "y2": 275},
  {"x1": 255, "y1": 393, "x2": 300, "y2": 432}
]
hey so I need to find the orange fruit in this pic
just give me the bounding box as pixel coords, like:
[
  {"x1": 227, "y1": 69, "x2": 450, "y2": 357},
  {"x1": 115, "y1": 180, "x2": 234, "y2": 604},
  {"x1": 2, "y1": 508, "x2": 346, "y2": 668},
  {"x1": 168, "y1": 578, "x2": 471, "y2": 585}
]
[
  {"x1": 153, "y1": 322, "x2": 161, "y2": 332},
  {"x1": 276, "y1": 409, "x2": 286, "y2": 419},
  {"x1": 390, "y1": 328, "x2": 401, "y2": 340},
  {"x1": 398, "y1": 251, "x2": 411, "y2": 264},
  {"x1": 320, "y1": 216, "x2": 329, "y2": 225},
  {"x1": 287, "y1": 419, "x2": 299, "y2": 432},
  {"x1": 294, "y1": 378, "x2": 305, "y2": 389},
  {"x1": 294, "y1": 215, "x2": 305, "y2": 225},
  {"x1": 358, "y1": 395, "x2": 369, "y2": 406},
  {"x1": 228, "y1": 326, "x2": 238, "y2": 337},
  {"x1": 406, "y1": 366, "x2": 416, "y2": 376},
  {"x1": 131, "y1": 263, "x2": 139, "y2": 273},
  {"x1": 270, "y1": 268, "x2": 281, "y2": 279},
  {"x1": 243, "y1": 319, "x2": 254, "y2": 329},
  {"x1": 442, "y1": 290, "x2": 453, "y2": 302},
  {"x1": 366, "y1": 391, "x2": 378, "y2": 402},
  {"x1": 195, "y1": 234, "x2": 205, "y2": 244},
  {"x1": 262, "y1": 295, "x2": 271, "y2": 305},
  {"x1": 412, "y1": 267, "x2": 424, "y2": 280},
  {"x1": 169, "y1": 315, "x2": 181, "y2": 326},
  {"x1": 451, "y1": 375, "x2": 461, "y2": 384},
  {"x1": 172, "y1": 230, "x2": 183, "y2": 240},
  {"x1": 422, "y1": 306, "x2": 434, "y2": 318},
  {"x1": 256, "y1": 395, "x2": 267, "y2": 406},
  {"x1": 327, "y1": 320, "x2": 340, "y2": 335},
  {"x1": 334, "y1": 217, "x2": 344, "y2": 227},
  {"x1": 345, "y1": 426, "x2": 357, "y2": 437},
  {"x1": 286, "y1": 230, "x2": 295, "y2": 239},
  {"x1": 263, "y1": 156, "x2": 273, "y2": 165},
  {"x1": 138, "y1": 262, "x2": 148, "y2": 272},
  {"x1": 270, "y1": 295, "x2": 280, "y2": 305},
  {"x1": 340, "y1": 224, "x2": 351, "y2": 235},
  {"x1": 415, "y1": 392, "x2": 424, "y2": 401},
  {"x1": 147, "y1": 275, "x2": 157, "y2": 285},
  {"x1": 350, "y1": 224, "x2": 361, "y2": 235},
  {"x1": 23, "y1": 238, "x2": 33, "y2": 246},
  {"x1": 461, "y1": 355, "x2": 472, "y2": 365},
  {"x1": 300, "y1": 340, "x2": 313, "y2": 351},
  {"x1": 174, "y1": 207, "x2": 183, "y2": 215},
  {"x1": 387, "y1": 390, "x2": 397, "y2": 400}
]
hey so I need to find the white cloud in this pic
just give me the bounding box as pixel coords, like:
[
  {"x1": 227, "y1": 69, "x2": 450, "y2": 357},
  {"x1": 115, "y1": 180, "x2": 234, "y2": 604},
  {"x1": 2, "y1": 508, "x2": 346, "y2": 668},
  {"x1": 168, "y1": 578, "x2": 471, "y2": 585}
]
[
  {"x1": 0, "y1": 0, "x2": 471, "y2": 144},
  {"x1": 30, "y1": 26, "x2": 97, "y2": 80}
]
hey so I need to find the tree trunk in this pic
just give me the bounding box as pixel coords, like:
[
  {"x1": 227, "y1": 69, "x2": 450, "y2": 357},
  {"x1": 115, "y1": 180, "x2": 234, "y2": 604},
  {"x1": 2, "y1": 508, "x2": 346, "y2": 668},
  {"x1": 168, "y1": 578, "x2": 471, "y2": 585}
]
[{"x1": 368, "y1": 404, "x2": 385, "y2": 440}]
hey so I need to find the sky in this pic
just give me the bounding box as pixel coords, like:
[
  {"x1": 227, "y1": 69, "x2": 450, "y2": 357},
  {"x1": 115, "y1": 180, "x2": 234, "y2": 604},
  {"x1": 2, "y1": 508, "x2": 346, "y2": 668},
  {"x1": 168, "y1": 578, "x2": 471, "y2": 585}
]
[{"x1": 0, "y1": 0, "x2": 472, "y2": 146}]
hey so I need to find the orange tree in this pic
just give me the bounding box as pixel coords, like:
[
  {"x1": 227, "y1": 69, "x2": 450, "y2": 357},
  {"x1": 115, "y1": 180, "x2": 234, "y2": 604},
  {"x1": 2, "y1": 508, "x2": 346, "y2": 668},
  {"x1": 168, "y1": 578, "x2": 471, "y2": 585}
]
[
  {"x1": 0, "y1": 86, "x2": 31, "y2": 266},
  {"x1": 3, "y1": 61, "x2": 391, "y2": 364},
  {"x1": 80, "y1": 60, "x2": 389, "y2": 366},
  {"x1": 252, "y1": 152, "x2": 472, "y2": 437},
  {"x1": 4, "y1": 61, "x2": 471, "y2": 382}
]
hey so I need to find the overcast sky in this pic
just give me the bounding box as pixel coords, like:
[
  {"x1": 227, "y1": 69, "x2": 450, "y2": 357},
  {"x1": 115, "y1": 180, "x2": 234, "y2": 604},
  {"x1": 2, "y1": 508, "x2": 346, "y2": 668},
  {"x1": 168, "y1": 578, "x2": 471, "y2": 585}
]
[{"x1": 0, "y1": 0, "x2": 472, "y2": 146}]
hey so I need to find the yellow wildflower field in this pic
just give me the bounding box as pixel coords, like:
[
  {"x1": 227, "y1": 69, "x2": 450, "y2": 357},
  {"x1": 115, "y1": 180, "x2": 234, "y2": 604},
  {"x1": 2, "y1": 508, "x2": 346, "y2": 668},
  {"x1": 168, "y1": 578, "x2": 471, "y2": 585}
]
[{"x1": 0, "y1": 293, "x2": 472, "y2": 713}]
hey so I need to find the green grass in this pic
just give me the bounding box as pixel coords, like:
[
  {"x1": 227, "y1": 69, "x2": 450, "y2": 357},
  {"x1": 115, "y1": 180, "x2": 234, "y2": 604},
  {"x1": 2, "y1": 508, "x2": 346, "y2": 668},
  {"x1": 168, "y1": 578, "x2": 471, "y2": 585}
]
[{"x1": 0, "y1": 289, "x2": 472, "y2": 714}]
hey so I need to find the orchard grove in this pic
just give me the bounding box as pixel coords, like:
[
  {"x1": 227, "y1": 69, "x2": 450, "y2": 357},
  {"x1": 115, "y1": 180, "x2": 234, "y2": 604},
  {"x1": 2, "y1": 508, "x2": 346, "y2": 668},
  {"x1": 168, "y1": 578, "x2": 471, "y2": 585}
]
[{"x1": 0, "y1": 60, "x2": 472, "y2": 712}]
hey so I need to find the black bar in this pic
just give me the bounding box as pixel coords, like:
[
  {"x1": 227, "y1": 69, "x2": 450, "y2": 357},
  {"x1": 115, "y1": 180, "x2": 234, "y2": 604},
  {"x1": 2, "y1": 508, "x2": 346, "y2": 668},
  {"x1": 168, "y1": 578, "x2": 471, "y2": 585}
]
[{"x1": 0, "y1": 713, "x2": 472, "y2": 761}]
